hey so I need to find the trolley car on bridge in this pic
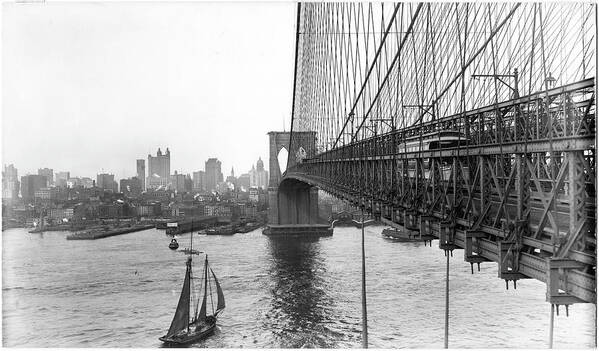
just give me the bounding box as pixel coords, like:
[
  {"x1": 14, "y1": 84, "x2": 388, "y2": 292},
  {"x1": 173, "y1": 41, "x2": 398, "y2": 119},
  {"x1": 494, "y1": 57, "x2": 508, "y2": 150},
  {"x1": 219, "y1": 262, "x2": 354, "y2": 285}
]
[{"x1": 399, "y1": 130, "x2": 469, "y2": 180}]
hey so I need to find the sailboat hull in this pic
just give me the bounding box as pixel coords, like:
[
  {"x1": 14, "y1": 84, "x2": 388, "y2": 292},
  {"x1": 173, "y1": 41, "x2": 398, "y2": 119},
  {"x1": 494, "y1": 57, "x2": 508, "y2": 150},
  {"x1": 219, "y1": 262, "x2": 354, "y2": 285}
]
[{"x1": 159, "y1": 320, "x2": 216, "y2": 345}]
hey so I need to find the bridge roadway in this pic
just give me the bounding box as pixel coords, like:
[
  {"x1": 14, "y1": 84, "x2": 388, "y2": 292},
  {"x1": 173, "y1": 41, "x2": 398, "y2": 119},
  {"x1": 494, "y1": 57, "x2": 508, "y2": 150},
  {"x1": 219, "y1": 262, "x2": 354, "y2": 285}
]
[{"x1": 284, "y1": 78, "x2": 596, "y2": 305}]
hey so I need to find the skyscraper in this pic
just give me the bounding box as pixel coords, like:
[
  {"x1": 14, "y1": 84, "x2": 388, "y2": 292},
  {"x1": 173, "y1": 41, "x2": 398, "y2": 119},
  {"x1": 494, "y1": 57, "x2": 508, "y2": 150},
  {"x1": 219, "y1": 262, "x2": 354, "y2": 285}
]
[
  {"x1": 226, "y1": 167, "x2": 237, "y2": 189},
  {"x1": 238, "y1": 173, "x2": 251, "y2": 190},
  {"x1": 184, "y1": 174, "x2": 193, "y2": 192},
  {"x1": 205, "y1": 158, "x2": 223, "y2": 192},
  {"x1": 97, "y1": 173, "x2": 118, "y2": 192},
  {"x1": 170, "y1": 171, "x2": 186, "y2": 192},
  {"x1": 38, "y1": 168, "x2": 53, "y2": 187},
  {"x1": 147, "y1": 148, "x2": 170, "y2": 189},
  {"x1": 2, "y1": 164, "x2": 19, "y2": 200},
  {"x1": 250, "y1": 157, "x2": 269, "y2": 190},
  {"x1": 20, "y1": 174, "x2": 47, "y2": 202},
  {"x1": 136, "y1": 159, "x2": 145, "y2": 191},
  {"x1": 55, "y1": 171, "x2": 70, "y2": 188},
  {"x1": 192, "y1": 171, "x2": 205, "y2": 192}
]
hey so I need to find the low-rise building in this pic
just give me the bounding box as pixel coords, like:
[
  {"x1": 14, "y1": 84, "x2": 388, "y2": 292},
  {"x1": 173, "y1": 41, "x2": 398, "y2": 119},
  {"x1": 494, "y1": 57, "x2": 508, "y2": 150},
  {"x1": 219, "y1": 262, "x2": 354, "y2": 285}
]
[
  {"x1": 239, "y1": 203, "x2": 257, "y2": 218},
  {"x1": 34, "y1": 187, "x2": 59, "y2": 201},
  {"x1": 171, "y1": 204, "x2": 205, "y2": 218},
  {"x1": 135, "y1": 203, "x2": 161, "y2": 217},
  {"x1": 48, "y1": 207, "x2": 74, "y2": 221},
  {"x1": 142, "y1": 189, "x2": 171, "y2": 202},
  {"x1": 99, "y1": 203, "x2": 123, "y2": 218},
  {"x1": 249, "y1": 187, "x2": 260, "y2": 202},
  {"x1": 120, "y1": 177, "x2": 143, "y2": 197}
]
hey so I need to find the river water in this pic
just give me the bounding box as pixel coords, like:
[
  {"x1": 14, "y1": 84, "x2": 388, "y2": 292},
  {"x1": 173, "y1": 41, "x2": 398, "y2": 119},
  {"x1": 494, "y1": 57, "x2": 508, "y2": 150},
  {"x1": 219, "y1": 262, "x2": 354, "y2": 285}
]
[{"x1": 2, "y1": 226, "x2": 596, "y2": 348}]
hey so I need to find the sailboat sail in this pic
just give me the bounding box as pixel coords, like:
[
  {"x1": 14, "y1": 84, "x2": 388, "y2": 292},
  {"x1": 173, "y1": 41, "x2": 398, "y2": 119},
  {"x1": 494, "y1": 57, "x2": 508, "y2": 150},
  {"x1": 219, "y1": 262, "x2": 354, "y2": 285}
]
[
  {"x1": 211, "y1": 268, "x2": 225, "y2": 314},
  {"x1": 166, "y1": 259, "x2": 191, "y2": 337},
  {"x1": 198, "y1": 258, "x2": 208, "y2": 321}
]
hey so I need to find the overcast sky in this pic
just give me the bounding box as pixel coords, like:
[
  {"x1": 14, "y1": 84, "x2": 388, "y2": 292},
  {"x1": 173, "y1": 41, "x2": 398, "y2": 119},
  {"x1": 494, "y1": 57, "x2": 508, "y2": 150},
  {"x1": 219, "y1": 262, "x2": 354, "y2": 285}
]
[{"x1": 2, "y1": 1, "x2": 296, "y2": 181}]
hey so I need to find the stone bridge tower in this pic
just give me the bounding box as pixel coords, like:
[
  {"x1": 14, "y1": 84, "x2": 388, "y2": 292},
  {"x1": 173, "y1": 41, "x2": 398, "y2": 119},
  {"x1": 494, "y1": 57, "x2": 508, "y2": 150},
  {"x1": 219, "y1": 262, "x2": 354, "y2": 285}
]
[
  {"x1": 267, "y1": 131, "x2": 317, "y2": 188},
  {"x1": 267, "y1": 131, "x2": 319, "y2": 225}
]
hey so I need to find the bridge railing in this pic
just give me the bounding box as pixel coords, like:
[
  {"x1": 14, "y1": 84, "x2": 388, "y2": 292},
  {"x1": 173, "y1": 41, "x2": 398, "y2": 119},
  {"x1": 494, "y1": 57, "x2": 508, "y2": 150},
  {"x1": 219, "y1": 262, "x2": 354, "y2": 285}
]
[{"x1": 290, "y1": 78, "x2": 594, "y2": 167}]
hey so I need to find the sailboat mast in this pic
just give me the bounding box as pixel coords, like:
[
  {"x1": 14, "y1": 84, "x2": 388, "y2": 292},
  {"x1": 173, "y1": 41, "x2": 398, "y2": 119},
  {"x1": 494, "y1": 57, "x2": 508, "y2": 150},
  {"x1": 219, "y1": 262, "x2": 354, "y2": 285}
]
[
  {"x1": 187, "y1": 258, "x2": 192, "y2": 332},
  {"x1": 204, "y1": 255, "x2": 208, "y2": 313},
  {"x1": 188, "y1": 219, "x2": 194, "y2": 328}
]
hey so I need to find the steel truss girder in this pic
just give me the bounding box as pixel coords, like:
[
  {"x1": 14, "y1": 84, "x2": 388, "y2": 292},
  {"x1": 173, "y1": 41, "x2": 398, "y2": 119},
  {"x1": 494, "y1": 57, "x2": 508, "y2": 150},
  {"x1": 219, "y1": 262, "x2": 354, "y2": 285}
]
[{"x1": 285, "y1": 80, "x2": 596, "y2": 305}]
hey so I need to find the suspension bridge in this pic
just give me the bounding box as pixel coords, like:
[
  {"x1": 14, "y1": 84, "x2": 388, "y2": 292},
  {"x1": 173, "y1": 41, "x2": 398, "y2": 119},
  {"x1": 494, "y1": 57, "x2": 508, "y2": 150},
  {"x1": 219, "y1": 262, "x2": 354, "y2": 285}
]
[{"x1": 266, "y1": 1, "x2": 596, "y2": 321}]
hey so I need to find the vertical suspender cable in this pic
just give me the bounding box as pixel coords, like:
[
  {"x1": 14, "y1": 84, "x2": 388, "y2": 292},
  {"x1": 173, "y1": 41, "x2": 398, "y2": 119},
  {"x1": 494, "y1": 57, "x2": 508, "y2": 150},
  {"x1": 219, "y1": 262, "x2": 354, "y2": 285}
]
[
  {"x1": 361, "y1": 206, "x2": 368, "y2": 348},
  {"x1": 360, "y1": 66, "x2": 368, "y2": 346},
  {"x1": 444, "y1": 248, "x2": 450, "y2": 349}
]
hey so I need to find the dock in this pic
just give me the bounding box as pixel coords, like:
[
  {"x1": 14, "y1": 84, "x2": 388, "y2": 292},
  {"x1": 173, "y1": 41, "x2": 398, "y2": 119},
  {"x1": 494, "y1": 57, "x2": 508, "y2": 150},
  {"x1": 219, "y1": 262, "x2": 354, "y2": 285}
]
[
  {"x1": 66, "y1": 225, "x2": 154, "y2": 240},
  {"x1": 263, "y1": 224, "x2": 333, "y2": 237},
  {"x1": 164, "y1": 216, "x2": 219, "y2": 235}
]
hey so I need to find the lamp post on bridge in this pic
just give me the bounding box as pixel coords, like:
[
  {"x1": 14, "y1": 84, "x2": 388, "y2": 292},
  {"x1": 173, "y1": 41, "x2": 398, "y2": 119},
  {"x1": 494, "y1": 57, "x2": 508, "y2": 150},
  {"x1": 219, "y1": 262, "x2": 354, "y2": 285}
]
[{"x1": 358, "y1": 116, "x2": 368, "y2": 349}]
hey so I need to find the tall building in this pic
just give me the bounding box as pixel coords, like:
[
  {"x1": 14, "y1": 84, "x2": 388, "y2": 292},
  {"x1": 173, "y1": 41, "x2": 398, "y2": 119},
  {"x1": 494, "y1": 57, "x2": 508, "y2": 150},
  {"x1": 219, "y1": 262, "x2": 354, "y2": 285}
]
[
  {"x1": 81, "y1": 177, "x2": 94, "y2": 188},
  {"x1": 192, "y1": 171, "x2": 205, "y2": 192},
  {"x1": 147, "y1": 148, "x2": 170, "y2": 189},
  {"x1": 184, "y1": 175, "x2": 193, "y2": 192},
  {"x1": 238, "y1": 173, "x2": 251, "y2": 190},
  {"x1": 2, "y1": 164, "x2": 19, "y2": 200},
  {"x1": 20, "y1": 174, "x2": 47, "y2": 202},
  {"x1": 205, "y1": 158, "x2": 223, "y2": 192},
  {"x1": 170, "y1": 171, "x2": 186, "y2": 192},
  {"x1": 55, "y1": 171, "x2": 70, "y2": 188},
  {"x1": 136, "y1": 159, "x2": 146, "y2": 191},
  {"x1": 38, "y1": 168, "x2": 53, "y2": 186},
  {"x1": 66, "y1": 178, "x2": 81, "y2": 188},
  {"x1": 97, "y1": 173, "x2": 118, "y2": 192},
  {"x1": 226, "y1": 167, "x2": 237, "y2": 189},
  {"x1": 249, "y1": 157, "x2": 269, "y2": 190}
]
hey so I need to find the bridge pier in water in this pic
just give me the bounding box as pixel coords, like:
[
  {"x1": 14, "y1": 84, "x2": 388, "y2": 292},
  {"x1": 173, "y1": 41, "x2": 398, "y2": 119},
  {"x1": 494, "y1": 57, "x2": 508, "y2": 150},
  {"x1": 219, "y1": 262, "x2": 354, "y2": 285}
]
[{"x1": 264, "y1": 131, "x2": 332, "y2": 237}]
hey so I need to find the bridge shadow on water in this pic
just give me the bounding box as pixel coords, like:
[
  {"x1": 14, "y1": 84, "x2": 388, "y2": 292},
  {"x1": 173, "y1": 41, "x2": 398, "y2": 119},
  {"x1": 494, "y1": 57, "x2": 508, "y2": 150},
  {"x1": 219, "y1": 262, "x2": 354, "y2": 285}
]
[{"x1": 263, "y1": 236, "x2": 343, "y2": 348}]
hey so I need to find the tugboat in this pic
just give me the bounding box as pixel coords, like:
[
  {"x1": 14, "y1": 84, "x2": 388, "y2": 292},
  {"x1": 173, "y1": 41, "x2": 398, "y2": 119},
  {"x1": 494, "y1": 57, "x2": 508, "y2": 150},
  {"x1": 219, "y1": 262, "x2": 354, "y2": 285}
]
[
  {"x1": 169, "y1": 238, "x2": 179, "y2": 250},
  {"x1": 159, "y1": 234, "x2": 225, "y2": 345}
]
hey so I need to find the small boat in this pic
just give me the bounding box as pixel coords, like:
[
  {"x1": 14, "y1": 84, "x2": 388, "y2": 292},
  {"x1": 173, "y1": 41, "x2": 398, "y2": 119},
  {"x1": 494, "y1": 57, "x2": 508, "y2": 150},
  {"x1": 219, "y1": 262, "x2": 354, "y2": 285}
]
[
  {"x1": 382, "y1": 228, "x2": 422, "y2": 242},
  {"x1": 160, "y1": 254, "x2": 225, "y2": 345},
  {"x1": 180, "y1": 248, "x2": 201, "y2": 255},
  {"x1": 382, "y1": 228, "x2": 434, "y2": 245},
  {"x1": 169, "y1": 238, "x2": 179, "y2": 250},
  {"x1": 206, "y1": 225, "x2": 235, "y2": 235}
]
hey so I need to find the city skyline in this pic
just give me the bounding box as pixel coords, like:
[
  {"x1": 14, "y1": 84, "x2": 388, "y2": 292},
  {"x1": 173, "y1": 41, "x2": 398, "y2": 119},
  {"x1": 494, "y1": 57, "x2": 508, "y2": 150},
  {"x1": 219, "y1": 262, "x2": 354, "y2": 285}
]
[
  {"x1": 2, "y1": 2, "x2": 296, "y2": 181},
  {"x1": 3, "y1": 153, "x2": 271, "y2": 191}
]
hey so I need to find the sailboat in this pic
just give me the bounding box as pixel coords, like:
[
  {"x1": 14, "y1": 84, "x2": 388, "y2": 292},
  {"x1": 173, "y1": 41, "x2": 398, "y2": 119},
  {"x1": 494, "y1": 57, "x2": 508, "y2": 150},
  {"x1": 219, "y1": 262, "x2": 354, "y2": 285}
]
[{"x1": 159, "y1": 236, "x2": 225, "y2": 344}]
